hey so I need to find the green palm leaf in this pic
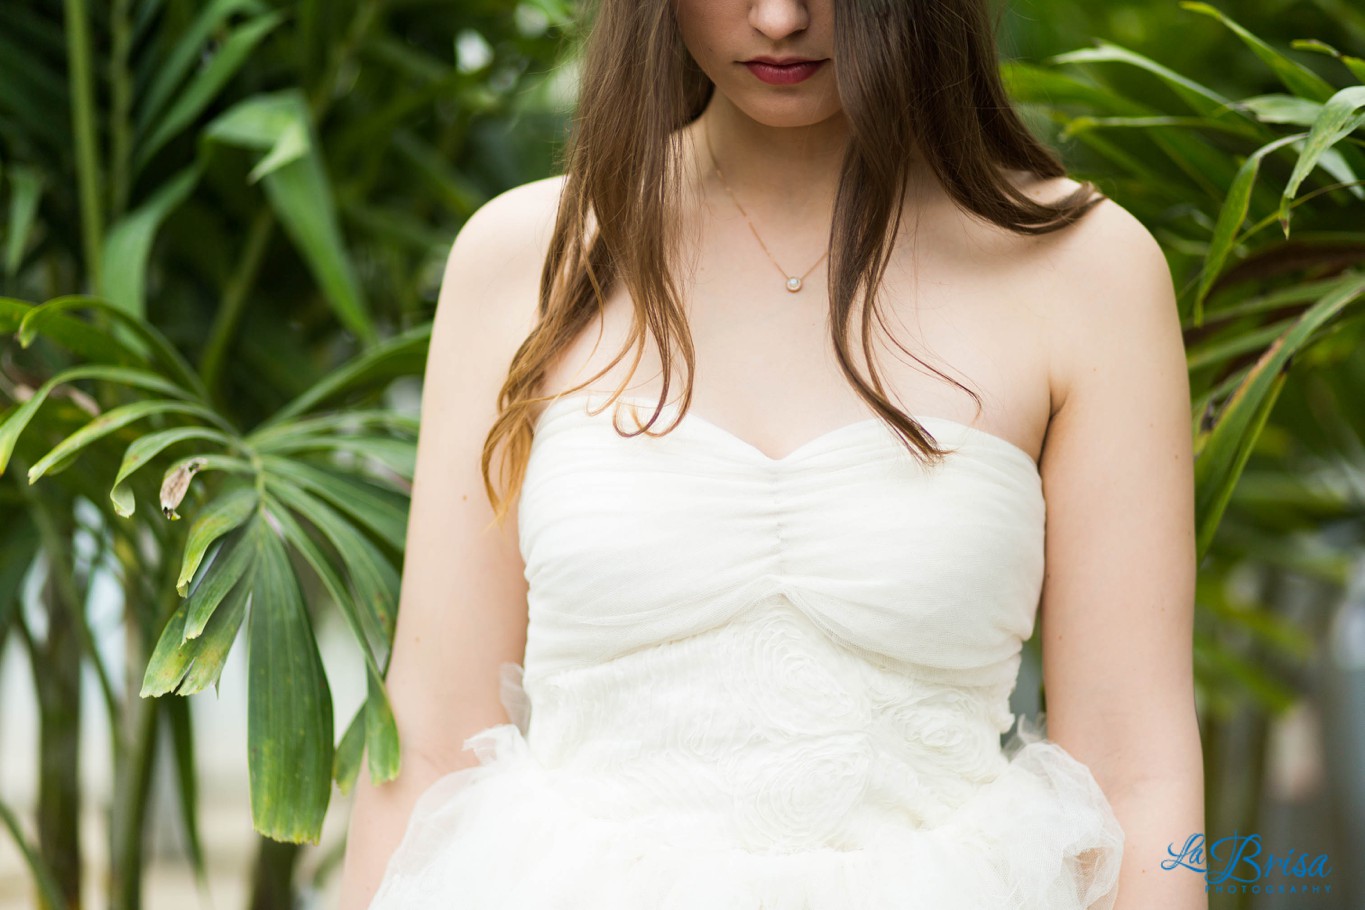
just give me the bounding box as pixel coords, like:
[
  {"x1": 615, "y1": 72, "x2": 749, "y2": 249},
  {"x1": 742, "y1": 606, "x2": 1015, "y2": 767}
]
[{"x1": 247, "y1": 513, "x2": 334, "y2": 844}]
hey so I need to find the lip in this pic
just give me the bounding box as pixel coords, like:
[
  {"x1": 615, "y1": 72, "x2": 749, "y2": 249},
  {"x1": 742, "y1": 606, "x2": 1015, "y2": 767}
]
[
  {"x1": 746, "y1": 55, "x2": 819, "y2": 65},
  {"x1": 742, "y1": 58, "x2": 826, "y2": 85}
]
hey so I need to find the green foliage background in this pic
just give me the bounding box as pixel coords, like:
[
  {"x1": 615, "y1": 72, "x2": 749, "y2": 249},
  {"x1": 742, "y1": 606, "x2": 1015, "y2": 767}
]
[{"x1": 1, "y1": 0, "x2": 1362, "y2": 907}]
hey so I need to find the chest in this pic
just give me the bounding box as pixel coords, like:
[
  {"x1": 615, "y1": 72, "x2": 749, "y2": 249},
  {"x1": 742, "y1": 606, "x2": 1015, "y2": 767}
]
[{"x1": 539, "y1": 238, "x2": 1054, "y2": 466}]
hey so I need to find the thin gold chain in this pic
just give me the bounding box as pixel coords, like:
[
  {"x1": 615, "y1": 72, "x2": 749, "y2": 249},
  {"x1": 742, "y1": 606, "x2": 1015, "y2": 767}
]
[{"x1": 702, "y1": 116, "x2": 830, "y2": 293}]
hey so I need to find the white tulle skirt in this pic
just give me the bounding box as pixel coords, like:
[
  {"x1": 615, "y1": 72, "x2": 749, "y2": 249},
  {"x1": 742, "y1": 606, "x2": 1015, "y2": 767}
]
[{"x1": 367, "y1": 710, "x2": 1124, "y2": 909}]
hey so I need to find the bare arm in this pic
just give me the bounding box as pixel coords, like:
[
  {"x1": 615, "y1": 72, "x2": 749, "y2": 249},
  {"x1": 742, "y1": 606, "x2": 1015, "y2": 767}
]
[
  {"x1": 335, "y1": 177, "x2": 560, "y2": 910},
  {"x1": 1039, "y1": 199, "x2": 1206, "y2": 910}
]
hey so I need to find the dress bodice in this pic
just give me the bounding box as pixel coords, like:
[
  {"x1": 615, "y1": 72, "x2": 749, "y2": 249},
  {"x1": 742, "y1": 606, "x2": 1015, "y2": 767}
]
[
  {"x1": 520, "y1": 391, "x2": 1044, "y2": 686},
  {"x1": 516, "y1": 391, "x2": 1051, "y2": 844},
  {"x1": 369, "y1": 389, "x2": 1124, "y2": 909}
]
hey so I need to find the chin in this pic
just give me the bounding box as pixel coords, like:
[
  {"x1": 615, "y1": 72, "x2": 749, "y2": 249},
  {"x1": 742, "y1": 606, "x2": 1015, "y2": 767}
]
[{"x1": 725, "y1": 94, "x2": 843, "y2": 129}]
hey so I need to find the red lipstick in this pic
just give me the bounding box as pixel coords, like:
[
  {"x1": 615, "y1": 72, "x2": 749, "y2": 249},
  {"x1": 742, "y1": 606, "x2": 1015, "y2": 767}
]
[{"x1": 742, "y1": 56, "x2": 826, "y2": 86}]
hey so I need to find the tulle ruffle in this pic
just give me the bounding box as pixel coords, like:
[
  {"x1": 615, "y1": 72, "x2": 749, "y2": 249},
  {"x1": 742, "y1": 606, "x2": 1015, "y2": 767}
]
[{"x1": 369, "y1": 710, "x2": 1123, "y2": 909}]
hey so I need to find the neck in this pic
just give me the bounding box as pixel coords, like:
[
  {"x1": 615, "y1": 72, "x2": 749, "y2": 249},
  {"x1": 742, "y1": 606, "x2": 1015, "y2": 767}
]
[{"x1": 687, "y1": 95, "x2": 848, "y2": 221}]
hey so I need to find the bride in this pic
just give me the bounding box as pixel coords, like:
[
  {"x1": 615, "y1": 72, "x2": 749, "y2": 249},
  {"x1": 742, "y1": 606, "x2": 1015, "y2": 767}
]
[{"x1": 338, "y1": 0, "x2": 1206, "y2": 907}]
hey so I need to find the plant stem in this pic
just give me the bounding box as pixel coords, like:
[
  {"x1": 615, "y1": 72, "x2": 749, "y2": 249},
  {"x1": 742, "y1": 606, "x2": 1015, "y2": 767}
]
[
  {"x1": 108, "y1": 0, "x2": 133, "y2": 223},
  {"x1": 110, "y1": 694, "x2": 158, "y2": 910},
  {"x1": 63, "y1": 0, "x2": 104, "y2": 295},
  {"x1": 306, "y1": 0, "x2": 384, "y2": 118},
  {"x1": 249, "y1": 836, "x2": 301, "y2": 910},
  {"x1": 0, "y1": 798, "x2": 67, "y2": 910},
  {"x1": 199, "y1": 208, "x2": 275, "y2": 400},
  {"x1": 34, "y1": 553, "x2": 83, "y2": 908}
]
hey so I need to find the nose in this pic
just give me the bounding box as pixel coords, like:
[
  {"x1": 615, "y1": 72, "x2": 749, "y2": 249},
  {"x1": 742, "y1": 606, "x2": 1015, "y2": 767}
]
[{"x1": 749, "y1": 0, "x2": 811, "y2": 41}]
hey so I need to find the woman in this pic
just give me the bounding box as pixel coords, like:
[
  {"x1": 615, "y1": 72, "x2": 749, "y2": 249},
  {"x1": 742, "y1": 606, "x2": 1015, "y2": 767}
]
[{"x1": 340, "y1": 0, "x2": 1206, "y2": 907}]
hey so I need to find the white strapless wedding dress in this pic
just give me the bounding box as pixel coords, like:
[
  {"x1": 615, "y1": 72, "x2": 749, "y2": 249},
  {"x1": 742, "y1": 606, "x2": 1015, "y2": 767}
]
[{"x1": 368, "y1": 391, "x2": 1125, "y2": 909}]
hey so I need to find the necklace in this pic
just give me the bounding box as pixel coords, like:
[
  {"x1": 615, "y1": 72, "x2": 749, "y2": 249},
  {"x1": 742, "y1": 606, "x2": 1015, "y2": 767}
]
[{"x1": 702, "y1": 117, "x2": 830, "y2": 294}]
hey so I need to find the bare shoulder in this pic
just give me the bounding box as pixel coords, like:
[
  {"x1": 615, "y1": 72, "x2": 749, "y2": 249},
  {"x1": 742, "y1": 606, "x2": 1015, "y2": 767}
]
[
  {"x1": 1014, "y1": 171, "x2": 1167, "y2": 284},
  {"x1": 457, "y1": 172, "x2": 568, "y2": 256},
  {"x1": 1012, "y1": 176, "x2": 1177, "y2": 416},
  {"x1": 437, "y1": 172, "x2": 569, "y2": 335}
]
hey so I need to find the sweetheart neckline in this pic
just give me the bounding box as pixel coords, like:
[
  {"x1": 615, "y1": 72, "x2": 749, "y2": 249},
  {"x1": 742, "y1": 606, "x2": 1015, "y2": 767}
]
[{"x1": 531, "y1": 392, "x2": 1041, "y2": 475}]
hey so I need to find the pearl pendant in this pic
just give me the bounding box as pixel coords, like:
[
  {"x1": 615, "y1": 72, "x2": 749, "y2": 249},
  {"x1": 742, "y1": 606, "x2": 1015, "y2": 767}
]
[{"x1": 785, "y1": 276, "x2": 802, "y2": 292}]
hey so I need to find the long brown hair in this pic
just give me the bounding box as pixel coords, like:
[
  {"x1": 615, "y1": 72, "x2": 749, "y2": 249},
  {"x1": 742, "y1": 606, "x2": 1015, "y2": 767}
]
[{"x1": 480, "y1": 0, "x2": 1106, "y2": 525}]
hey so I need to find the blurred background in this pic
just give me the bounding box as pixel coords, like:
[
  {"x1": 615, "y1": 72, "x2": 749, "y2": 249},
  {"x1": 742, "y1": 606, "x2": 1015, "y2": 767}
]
[{"x1": 1, "y1": 0, "x2": 1363, "y2": 908}]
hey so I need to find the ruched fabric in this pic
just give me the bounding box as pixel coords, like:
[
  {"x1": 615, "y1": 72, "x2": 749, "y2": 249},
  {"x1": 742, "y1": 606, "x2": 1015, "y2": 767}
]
[{"x1": 369, "y1": 392, "x2": 1124, "y2": 909}]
